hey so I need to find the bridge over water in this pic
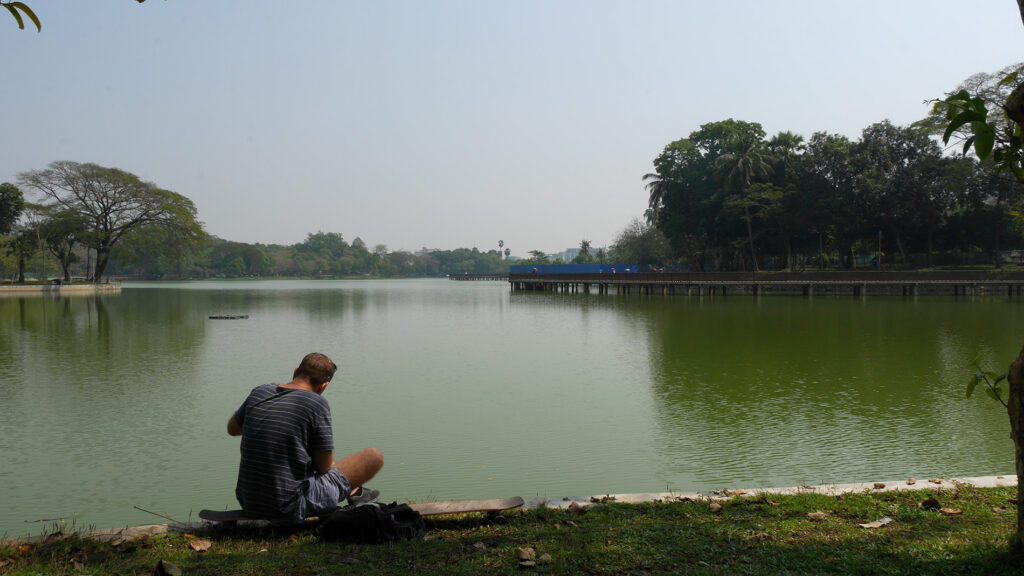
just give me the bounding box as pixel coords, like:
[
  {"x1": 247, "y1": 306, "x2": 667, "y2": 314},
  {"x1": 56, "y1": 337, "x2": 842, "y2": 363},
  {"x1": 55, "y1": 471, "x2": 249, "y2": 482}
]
[{"x1": 506, "y1": 271, "x2": 1024, "y2": 297}]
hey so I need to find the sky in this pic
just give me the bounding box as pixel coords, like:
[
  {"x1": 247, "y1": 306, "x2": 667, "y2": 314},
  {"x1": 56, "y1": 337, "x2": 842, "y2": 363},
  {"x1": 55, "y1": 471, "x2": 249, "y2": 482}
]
[{"x1": 2, "y1": 1, "x2": 1022, "y2": 257}]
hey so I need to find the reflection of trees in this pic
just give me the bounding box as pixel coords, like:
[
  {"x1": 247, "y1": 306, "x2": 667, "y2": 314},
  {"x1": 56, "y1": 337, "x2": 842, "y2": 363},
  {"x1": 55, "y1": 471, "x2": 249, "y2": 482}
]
[
  {"x1": 0, "y1": 292, "x2": 206, "y2": 391},
  {"x1": 645, "y1": 297, "x2": 1015, "y2": 490}
]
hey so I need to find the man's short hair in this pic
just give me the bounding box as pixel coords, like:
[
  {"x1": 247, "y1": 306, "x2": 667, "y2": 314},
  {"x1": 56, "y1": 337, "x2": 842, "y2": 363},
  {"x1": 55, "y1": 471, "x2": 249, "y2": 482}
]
[{"x1": 295, "y1": 352, "x2": 337, "y2": 385}]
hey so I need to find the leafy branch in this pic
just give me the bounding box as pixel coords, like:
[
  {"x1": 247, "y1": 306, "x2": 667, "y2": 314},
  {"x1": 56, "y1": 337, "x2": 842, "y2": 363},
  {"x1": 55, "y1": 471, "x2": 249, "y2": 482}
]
[{"x1": 967, "y1": 355, "x2": 1009, "y2": 409}]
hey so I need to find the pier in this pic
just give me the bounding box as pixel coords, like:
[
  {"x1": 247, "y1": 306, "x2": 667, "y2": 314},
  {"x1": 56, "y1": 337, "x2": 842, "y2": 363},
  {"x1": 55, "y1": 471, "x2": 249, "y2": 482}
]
[
  {"x1": 449, "y1": 273, "x2": 509, "y2": 281},
  {"x1": 508, "y1": 271, "x2": 1024, "y2": 297}
]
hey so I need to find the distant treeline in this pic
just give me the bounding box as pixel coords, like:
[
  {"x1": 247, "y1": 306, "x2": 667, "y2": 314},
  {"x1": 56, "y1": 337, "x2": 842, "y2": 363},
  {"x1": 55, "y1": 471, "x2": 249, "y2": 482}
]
[
  {"x1": 642, "y1": 117, "x2": 1024, "y2": 271},
  {"x1": 104, "y1": 232, "x2": 509, "y2": 279}
]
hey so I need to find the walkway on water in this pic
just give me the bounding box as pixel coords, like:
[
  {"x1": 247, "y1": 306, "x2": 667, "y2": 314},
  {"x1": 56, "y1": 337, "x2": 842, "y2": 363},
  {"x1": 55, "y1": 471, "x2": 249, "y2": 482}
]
[
  {"x1": 5, "y1": 475, "x2": 1013, "y2": 544},
  {"x1": 509, "y1": 271, "x2": 1024, "y2": 297}
]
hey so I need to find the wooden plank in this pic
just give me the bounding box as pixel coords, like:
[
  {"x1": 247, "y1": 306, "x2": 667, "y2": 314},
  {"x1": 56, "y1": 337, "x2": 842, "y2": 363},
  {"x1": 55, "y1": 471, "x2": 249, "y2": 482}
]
[{"x1": 408, "y1": 496, "x2": 524, "y2": 517}]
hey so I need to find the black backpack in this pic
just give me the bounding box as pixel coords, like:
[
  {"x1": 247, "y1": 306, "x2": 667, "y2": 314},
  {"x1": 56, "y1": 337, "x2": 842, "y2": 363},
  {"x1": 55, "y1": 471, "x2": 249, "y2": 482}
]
[{"x1": 318, "y1": 502, "x2": 425, "y2": 544}]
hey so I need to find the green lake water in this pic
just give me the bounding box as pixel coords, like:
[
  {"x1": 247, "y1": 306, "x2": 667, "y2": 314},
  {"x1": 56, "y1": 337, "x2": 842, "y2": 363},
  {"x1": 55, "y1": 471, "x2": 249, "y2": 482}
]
[{"x1": 0, "y1": 279, "x2": 1019, "y2": 537}]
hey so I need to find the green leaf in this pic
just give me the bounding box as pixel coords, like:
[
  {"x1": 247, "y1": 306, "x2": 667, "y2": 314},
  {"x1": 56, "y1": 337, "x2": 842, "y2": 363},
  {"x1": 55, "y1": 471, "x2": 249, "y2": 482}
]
[
  {"x1": 5, "y1": 4, "x2": 25, "y2": 29},
  {"x1": 985, "y1": 387, "x2": 1002, "y2": 403},
  {"x1": 999, "y1": 71, "x2": 1020, "y2": 86},
  {"x1": 10, "y1": 2, "x2": 40, "y2": 31},
  {"x1": 961, "y1": 135, "x2": 976, "y2": 156},
  {"x1": 995, "y1": 373, "x2": 1007, "y2": 385},
  {"x1": 966, "y1": 375, "x2": 980, "y2": 398},
  {"x1": 973, "y1": 126, "x2": 995, "y2": 159},
  {"x1": 943, "y1": 110, "x2": 986, "y2": 143}
]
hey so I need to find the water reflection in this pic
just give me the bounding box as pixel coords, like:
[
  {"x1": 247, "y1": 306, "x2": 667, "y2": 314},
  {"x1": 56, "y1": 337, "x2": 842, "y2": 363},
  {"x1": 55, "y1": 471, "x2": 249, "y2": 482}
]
[{"x1": 643, "y1": 296, "x2": 1016, "y2": 489}]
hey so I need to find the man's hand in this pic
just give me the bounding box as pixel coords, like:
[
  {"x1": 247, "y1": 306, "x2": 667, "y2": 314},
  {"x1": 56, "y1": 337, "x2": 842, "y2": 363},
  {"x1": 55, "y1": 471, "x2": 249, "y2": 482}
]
[{"x1": 227, "y1": 415, "x2": 242, "y2": 436}]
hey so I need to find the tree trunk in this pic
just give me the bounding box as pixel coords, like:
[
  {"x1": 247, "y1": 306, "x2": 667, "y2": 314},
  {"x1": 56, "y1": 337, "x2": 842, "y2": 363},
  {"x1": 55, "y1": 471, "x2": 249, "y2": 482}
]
[
  {"x1": 744, "y1": 205, "x2": 759, "y2": 271},
  {"x1": 1008, "y1": 344, "x2": 1024, "y2": 550}
]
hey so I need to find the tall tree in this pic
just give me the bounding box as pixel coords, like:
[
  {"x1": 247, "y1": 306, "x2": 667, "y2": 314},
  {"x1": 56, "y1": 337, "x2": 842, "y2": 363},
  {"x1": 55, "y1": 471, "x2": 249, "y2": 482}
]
[
  {"x1": 716, "y1": 134, "x2": 774, "y2": 270},
  {"x1": 18, "y1": 161, "x2": 206, "y2": 280}
]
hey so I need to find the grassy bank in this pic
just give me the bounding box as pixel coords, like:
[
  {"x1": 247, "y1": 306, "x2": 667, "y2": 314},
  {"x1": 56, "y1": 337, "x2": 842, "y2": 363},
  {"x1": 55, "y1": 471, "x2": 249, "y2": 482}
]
[{"x1": 2, "y1": 485, "x2": 1021, "y2": 575}]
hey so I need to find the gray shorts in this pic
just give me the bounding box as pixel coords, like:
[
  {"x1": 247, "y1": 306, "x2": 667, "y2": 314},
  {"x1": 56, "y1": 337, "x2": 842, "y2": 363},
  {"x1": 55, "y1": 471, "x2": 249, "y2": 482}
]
[{"x1": 295, "y1": 466, "x2": 351, "y2": 518}]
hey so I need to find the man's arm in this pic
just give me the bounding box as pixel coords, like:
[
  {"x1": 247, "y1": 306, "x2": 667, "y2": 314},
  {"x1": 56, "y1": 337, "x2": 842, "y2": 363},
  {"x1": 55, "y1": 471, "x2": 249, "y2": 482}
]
[
  {"x1": 314, "y1": 450, "x2": 335, "y2": 475},
  {"x1": 227, "y1": 415, "x2": 242, "y2": 436}
]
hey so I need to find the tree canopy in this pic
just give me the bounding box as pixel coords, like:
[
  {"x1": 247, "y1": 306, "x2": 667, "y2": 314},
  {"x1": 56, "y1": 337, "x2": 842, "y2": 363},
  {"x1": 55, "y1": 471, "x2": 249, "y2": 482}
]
[{"x1": 18, "y1": 161, "x2": 207, "y2": 280}]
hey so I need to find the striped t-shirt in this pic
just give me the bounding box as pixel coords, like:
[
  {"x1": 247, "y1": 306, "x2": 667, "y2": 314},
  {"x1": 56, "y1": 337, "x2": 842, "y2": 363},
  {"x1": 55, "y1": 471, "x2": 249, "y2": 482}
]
[{"x1": 234, "y1": 384, "x2": 335, "y2": 519}]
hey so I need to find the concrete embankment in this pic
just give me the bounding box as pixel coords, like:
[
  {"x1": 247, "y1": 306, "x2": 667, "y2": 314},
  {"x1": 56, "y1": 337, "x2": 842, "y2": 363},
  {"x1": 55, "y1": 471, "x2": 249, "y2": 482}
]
[
  {"x1": 0, "y1": 284, "x2": 121, "y2": 296},
  {"x1": 3, "y1": 475, "x2": 1014, "y2": 545}
]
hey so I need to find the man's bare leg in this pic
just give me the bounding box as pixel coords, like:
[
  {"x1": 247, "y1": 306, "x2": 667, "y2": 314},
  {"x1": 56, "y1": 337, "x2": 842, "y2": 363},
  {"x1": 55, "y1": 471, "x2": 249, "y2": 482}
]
[{"x1": 335, "y1": 447, "x2": 384, "y2": 494}]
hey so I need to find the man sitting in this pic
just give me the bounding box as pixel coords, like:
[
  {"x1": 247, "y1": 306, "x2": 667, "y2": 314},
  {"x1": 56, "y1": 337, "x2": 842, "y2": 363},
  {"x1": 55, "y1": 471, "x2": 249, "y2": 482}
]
[{"x1": 227, "y1": 352, "x2": 384, "y2": 521}]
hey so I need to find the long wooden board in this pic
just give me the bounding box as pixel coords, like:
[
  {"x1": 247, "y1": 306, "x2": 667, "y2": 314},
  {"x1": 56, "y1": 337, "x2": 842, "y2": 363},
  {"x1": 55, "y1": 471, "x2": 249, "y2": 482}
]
[
  {"x1": 199, "y1": 496, "x2": 525, "y2": 523},
  {"x1": 407, "y1": 496, "x2": 524, "y2": 517}
]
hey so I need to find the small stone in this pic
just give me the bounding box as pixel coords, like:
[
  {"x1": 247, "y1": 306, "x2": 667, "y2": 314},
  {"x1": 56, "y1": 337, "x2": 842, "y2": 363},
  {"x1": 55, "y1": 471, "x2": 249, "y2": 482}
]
[{"x1": 517, "y1": 547, "x2": 536, "y2": 561}]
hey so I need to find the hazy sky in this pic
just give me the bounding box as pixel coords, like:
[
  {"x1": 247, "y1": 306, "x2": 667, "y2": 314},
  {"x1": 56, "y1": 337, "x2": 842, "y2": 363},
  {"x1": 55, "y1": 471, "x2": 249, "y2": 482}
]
[{"x1": 2, "y1": 1, "x2": 1022, "y2": 256}]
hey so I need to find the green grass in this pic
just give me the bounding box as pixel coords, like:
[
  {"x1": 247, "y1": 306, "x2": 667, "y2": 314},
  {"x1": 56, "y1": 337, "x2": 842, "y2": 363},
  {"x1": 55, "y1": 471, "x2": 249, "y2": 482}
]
[{"x1": 2, "y1": 486, "x2": 1021, "y2": 575}]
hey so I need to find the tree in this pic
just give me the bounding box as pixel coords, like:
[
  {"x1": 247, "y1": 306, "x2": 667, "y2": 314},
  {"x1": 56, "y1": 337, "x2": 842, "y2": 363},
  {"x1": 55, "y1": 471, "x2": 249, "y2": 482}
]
[
  {"x1": 611, "y1": 218, "x2": 670, "y2": 270},
  {"x1": 0, "y1": 182, "x2": 25, "y2": 235},
  {"x1": 572, "y1": 239, "x2": 595, "y2": 264},
  {"x1": 716, "y1": 133, "x2": 774, "y2": 270},
  {"x1": 4, "y1": 226, "x2": 36, "y2": 282},
  {"x1": 498, "y1": 239, "x2": 504, "y2": 258},
  {"x1": 35, "y1": 205, "x2": 88, "y2": 282},
  {"x1": 504, "y1": 247, "x2": 510, "y2": 260},
  {"x1": 932, "y1": 54, "x2": 1024, "y2": 549},
  {"x1": 18, "y1": 161, "x2": 207, "y2": 281}
]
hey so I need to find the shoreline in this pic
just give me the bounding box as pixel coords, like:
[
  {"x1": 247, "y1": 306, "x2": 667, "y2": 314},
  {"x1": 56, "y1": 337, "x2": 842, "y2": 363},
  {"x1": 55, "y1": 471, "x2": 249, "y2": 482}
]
[
  {"x1": 0, "y1": 283, "x2": 121, "y2": 296},
  {"x1": 5, "y1": 474, "x2": 1014, "y2": 545}
]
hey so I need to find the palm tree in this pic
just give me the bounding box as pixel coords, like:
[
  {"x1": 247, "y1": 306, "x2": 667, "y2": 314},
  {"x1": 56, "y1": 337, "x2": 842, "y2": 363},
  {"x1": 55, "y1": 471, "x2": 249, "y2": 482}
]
[
  {"x1": 498, "y1": 239, "x2": 504, "y2": 259},
  {"x1": 642, "y1": 173, "x2": 668, "y2": 224},
  {"x1": 716, "y1": 136, "x2": 774, "y2": 271}
]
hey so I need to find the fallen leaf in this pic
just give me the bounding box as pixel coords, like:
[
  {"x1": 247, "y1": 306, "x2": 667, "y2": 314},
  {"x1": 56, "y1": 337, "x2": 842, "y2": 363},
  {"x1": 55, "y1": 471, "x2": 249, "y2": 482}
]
[
  {"x1": 567, "y1": 502, "x2": 586, "y2": 514},
  {"x1": 519, "y1": 560, "x2": 536, "y2": 568},
  {"x1": 724, "y1": 489, "x2": 747, "y2": 496},
  {"x1": 538, "y1": 553, "x2": 552, "y2": 564},
  {"x1": 473, "y1": 542, "x2": 487, "y2": 551},
  {"x1": 919, "y1": 497, "x2": 941, "y2": 511},
  {"x1": 873, "y1": 483, "x2": 886, "y2": 489},
  {"x1": 153, "y1": 560, "x2": 183, "y2": 576},
  {"x1": 940, "y1": 508, "x2": 962, "y2": 515},
  {"x1": 929, "y1": 478, "x2": 943, "y2": 484},
  {"x1": 517, "y1": 547, "x2": 536, "y2": 561},
  {"x1": 188, "y1": 539, "x2": 212, "y2": 553},
  {"x1": 807, "y1": 511, "x2": 829, "y2": 519},
  {"x1": 564, "y1": 520, "x2": 578, "y2": 528},
  {"x1": 709, "y1": 502, "x2": 723, "y2": 514},
  {"x1": 858, "y1": 517, "x2": 893, "y2": 529},
  {"x1": 16, "y1": 544, "x2": 31, "y2": 556},
  {"x1": 907, "y1": 477, "x2": 916, "y2": 485},
  {"x1": 994, "y1": 506, "x2": 1007, "y2": 513}
]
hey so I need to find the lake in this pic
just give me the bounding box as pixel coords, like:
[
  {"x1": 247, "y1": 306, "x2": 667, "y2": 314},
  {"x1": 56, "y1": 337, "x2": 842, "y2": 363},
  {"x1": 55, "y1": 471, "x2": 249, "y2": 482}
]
[{"x1": 0, "y1": 279, "x2": 1018, "y2": 538}]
